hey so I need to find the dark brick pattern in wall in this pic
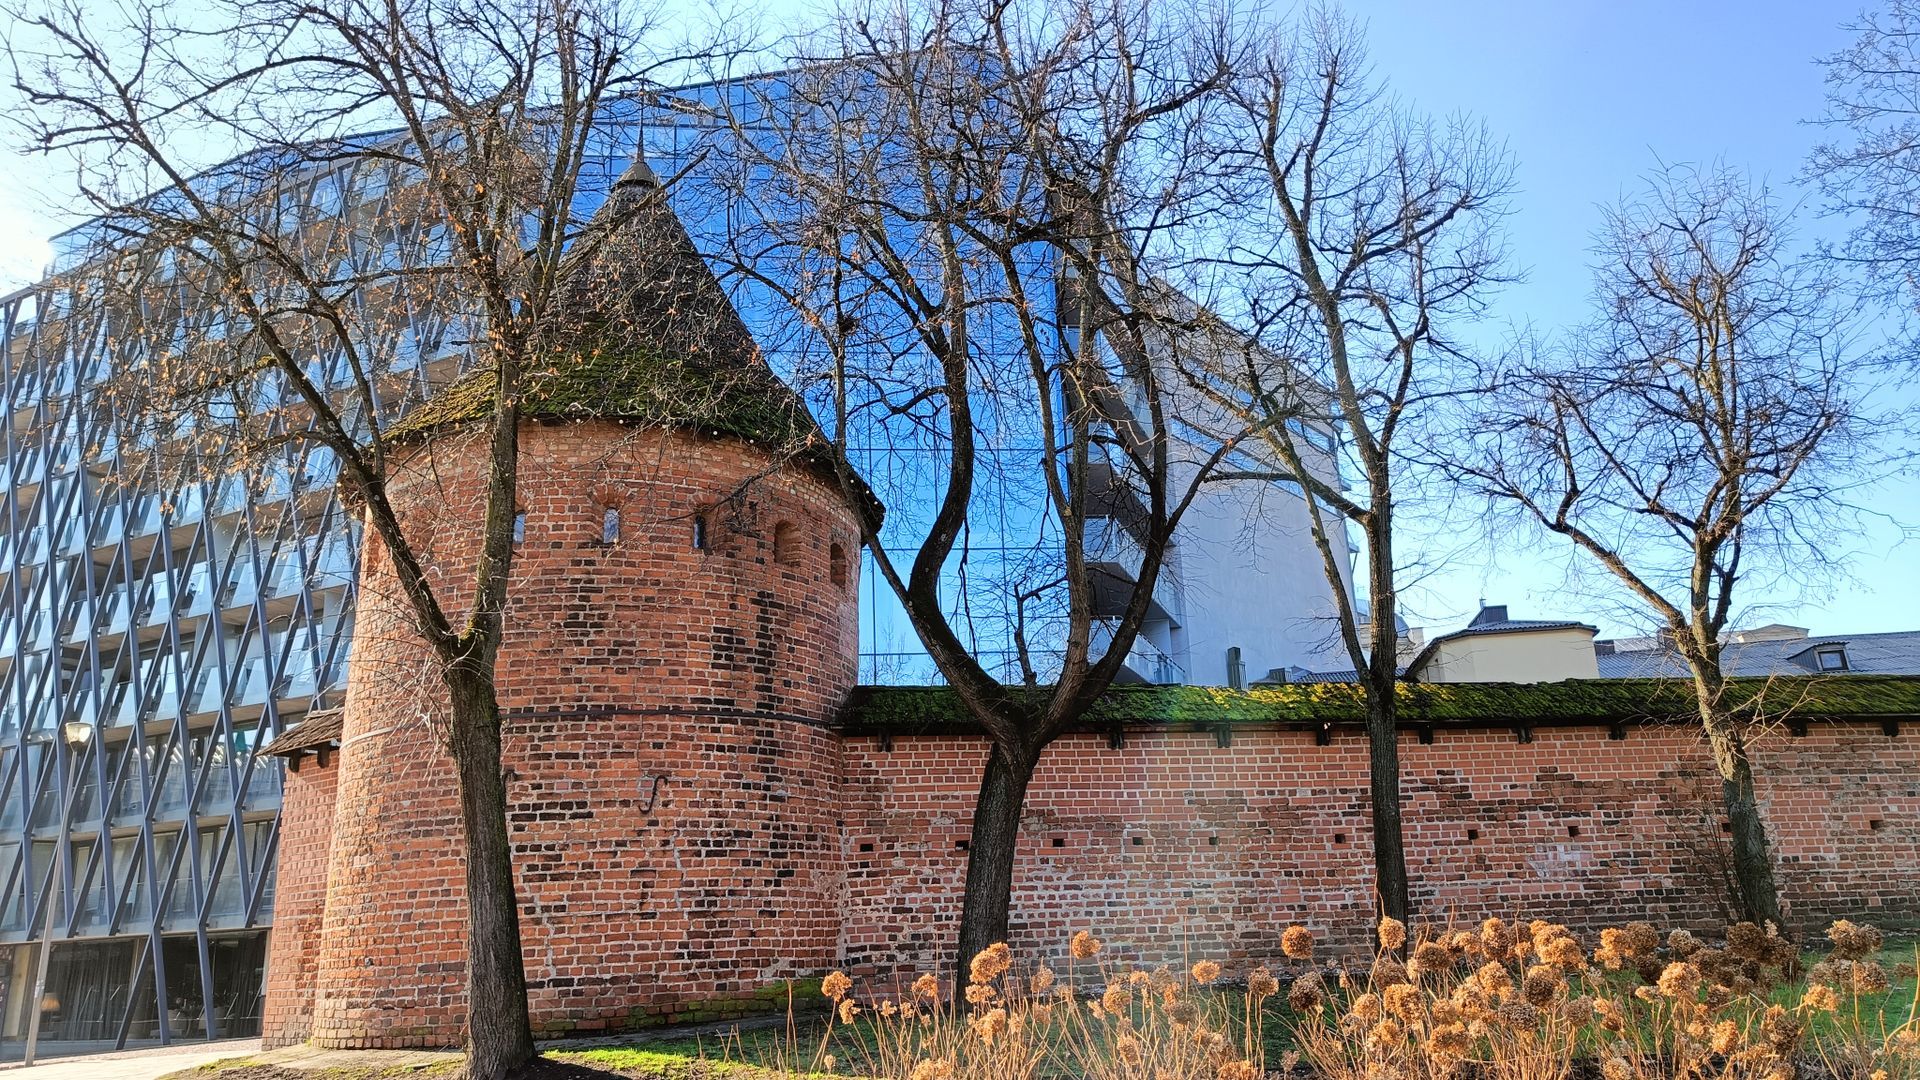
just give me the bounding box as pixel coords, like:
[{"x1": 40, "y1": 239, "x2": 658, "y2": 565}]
[
  {"x1": 262, "y1": 422, "x2": 1920, "y2": 1051},
  {"x1": 261, "y1": 755, "x2": 341, "y2": 1046},
  {"x1": 836, "y1": 722, "x2": 1919, "y2": 978},
  {"x1": 268, "y1": 421, "x2": 863, "y2": 1049}
]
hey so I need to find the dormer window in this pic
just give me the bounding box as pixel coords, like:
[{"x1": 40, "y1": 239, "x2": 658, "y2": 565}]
[{"x1": 1816, "y1": 646, "x2": 1850, "y2": 672}]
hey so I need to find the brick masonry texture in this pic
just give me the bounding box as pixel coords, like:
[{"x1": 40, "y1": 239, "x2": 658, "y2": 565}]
[
  {"x1": 278, "y1": 420, "x2": 863, "y2": 1050},
  {"x1": 266, "y1": 418, "x2": 1920, "y2": 1050},
  {"x1": 261, "y1": 753, "x2": 339, "y2": 1046},
  {"x1": 837, "y1": 723, "x2": 1919, "y2": 977}
]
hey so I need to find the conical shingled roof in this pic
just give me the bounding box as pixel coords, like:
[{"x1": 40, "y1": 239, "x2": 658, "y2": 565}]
[{"x1": 389, "y1": 157, "x2": 881, "y2": 528}]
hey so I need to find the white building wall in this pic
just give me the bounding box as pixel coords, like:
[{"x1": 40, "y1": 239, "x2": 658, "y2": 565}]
[
  {"x1": 1170, "y1": 475, "x2": 1354, "y2": 686},
  {"x1": 1419, "y1": 628, "x2": 1600, "y2": 684}
]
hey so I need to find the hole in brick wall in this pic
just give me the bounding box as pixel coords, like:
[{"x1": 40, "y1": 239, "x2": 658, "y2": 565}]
[
  {"x1": 1721, "y1": 820, "x2": 1733, "y2": 834},
  {"x1": 693, "y1": 514, "x2": 708, "y2": 551},
  {"x1": 1870, "y1": 819, "x2": 1885, "y2": 831},
  {"x1": 1466, "y1": 828, "x2": 1480, "y2": 843},
  {"x1": 859, "y1": 842, "x2": 874, "y2": 852},
  {"x1": 1131, "y1": 836, "x2": 1145, "y2": 846},
  {"x1": 1208, "y1": 835, "x2": 1219, "y2": 846},
  {"x1": 1333, "y1": 833, "x2": 1348, "y2": 845},
  {"x1": 1567, "y1": 824, "x2": 1581, "y2": 838},
  {"x1": 830, "y1": 542, "x2": 849, "y2": 588},
  {"x1": 955, "y1": 840, "x2": 969, "y2": 851},
  {"x1": 1052, "y1": 837, "x2": 1065, "y2": 848},
  {"x1": 774, "y1": 520, "x2": 799, "y2": 566}
]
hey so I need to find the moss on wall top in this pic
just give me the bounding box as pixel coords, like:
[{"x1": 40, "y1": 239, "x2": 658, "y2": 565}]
[{"x1": 841, "y1": 676, "x2": 1920, "y2": 734}]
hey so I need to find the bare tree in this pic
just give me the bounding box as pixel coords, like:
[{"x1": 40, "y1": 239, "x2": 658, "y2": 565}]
[
  {"x1": 1455, "y1": 163, "x2": 1872, "y2": 928},
  {"x1": 6, "y1": 0, "x2": 705, "y2": 1073},
  {"x1": 1180, "y1": 9, "x2": 1515, "y2": 925},
  {"x1": 1812, "y1": 0, "x2": 1920, "y2": 314},
  {"x1": 694, "y1": 0, "x2": 1257, "y2": 965}
]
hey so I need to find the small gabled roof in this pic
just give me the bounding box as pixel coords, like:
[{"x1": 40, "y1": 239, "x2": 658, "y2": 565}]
[
  {"x1": 1403, "y1": 604, "x2": 1597, "y2": 680},
  {"x1": 1597, "y1": 629, "x2": 1920, "y2": 678},
  {"x1": 262, "y1": 710, "x2": 344, "y2": 758}
]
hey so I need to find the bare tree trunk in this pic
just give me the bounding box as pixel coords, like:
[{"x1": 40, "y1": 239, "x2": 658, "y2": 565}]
[
  {"x1": 1698, "y1": 695, "x2": 1784, "y2": 927},
  {"x1": 446, "y1": 669, "x2": 536, "y2": 1080},
  {"x1": 955, "y1": 744, "x2": 1037, "y2": 973},
  {"x1": 1364, "y1": 694, "x2": 1410, "y2": 925},
  {"x1": 1365, "y1": 502, "x2": 1411, "y2": 926}
]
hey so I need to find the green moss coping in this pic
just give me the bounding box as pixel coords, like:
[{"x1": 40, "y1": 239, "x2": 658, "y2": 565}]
[{"x1": 840, "y1": 675, "x2": 1920, "y2": 736}]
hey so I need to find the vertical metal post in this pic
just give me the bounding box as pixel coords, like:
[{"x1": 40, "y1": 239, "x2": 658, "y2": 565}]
[
  {"x1": 21, "y1": 822, "x2": 65, "y2": 1067},
  {"x1": 24, "y1": 721, "x2": 92, "y2": 1066}
]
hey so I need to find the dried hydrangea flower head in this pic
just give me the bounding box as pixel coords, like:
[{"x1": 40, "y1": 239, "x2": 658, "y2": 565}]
[
  {"x1": 969, "y1": 943, "x2": 1012, "y2": 985},
  {"x1": 1411, "y1": 940, "x2": 1455, "y2": 979},
  {"x1": 1382, "y1": 983, "x2": 1421, "y2": 1021},
  {"x1": 1801, "y1": 983, "x2": 1841, "y2": 1012},
  {"x1": 1281, "y1": 924, "x2": 1315, "y2": 962},
  {"x1": 1247, "y1": 966, "x2": 1279, "y2": 1000},
  {"x1": 1522, "y1": 964, "x2": 1565, "y2": 1007},
  {"x1": 822, "y1": 971, "x2": 853, "y2": 1003},
  {"x1": 1657, "y1": 961, "x2": 1703, "y2": 1000},
  {"x1": 1480, "y1": 917, "x2": 1516, "y2": 959},
  {"x1": 1070, "y1": 930, "x2": 1102, "y2": 960},
  {"x1": 1826, "y1": 919, "x2": 1885, "y2": 961},
  {"x1": 1289, "y1": 970, "x2": 1326, "y2": 1013},
  {"x1": 1378, "y1": 917, "x2": 1408, "y2": 952},
  {"x1": 1371, "y1": 956, "x2": 1410, "y2": 988},
  {"x1": 1191, "y1": 960, "x2": 1222, "y2": 985},
  {"x1": 909, "y1": 1059, "x2": 954, "y2": 1080}
]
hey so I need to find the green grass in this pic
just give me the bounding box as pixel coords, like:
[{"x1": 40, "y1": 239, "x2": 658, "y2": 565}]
[{"x1": 551, "y1": 1046, "x2": 835, "y2": 1080}]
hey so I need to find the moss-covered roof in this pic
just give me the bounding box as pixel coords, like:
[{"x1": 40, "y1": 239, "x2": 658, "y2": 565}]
[
  {"x1": 261, "y1": 709, "x2": 343, "y2": 757},
  {"x1": 840, "y1": 676, "x2": 1920, "y2": 734},
  {"x1": 384, "y1": 158, "x2": 881, "y2": 528},
  {"x1": 385, "y1": 343, "x2": 820, "y2": 450}
]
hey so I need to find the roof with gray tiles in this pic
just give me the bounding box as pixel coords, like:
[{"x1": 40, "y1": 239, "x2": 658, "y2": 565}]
[{"x1": 1595, "y1": 630, "x2": 1920, "y2": 678}]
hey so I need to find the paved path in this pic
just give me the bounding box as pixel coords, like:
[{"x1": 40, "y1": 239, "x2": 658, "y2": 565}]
[{"x1": 0, "y1": 1038, "x2": 261, "y2": 1080}]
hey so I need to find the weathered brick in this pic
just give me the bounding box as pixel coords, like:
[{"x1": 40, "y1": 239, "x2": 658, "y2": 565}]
[{"x1": 265, "y1": 419, "x2": 1920, "y2": 1050}]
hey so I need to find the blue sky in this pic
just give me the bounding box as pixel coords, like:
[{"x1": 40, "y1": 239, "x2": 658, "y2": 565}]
[
  {"x1": 0, "y1": 0, "x2": 1912, "y2": 641},
  {"x1": 1340, "y1": 0, "x2": 1919, "y2": 639}
]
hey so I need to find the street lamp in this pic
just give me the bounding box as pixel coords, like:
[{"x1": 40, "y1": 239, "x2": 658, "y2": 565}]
[{"x1": 22, "y1": 720, "x2": 94, "y2": 1067}]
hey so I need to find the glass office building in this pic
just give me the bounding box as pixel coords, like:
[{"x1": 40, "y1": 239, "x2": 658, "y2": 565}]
[{"x1": 0, "y1": 73, "x2": 1347, "y2": 1051}]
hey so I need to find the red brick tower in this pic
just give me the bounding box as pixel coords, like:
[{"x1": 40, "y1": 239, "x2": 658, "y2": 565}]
[{"x1": 263, "y1": 158, "x2": 878, "y2": 1049}]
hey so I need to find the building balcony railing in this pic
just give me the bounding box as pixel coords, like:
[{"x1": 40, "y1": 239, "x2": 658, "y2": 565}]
[
  {"x1": 1089, "y1": 620, "x2": 1186, "y2": 685},
  {"x1": 1084, "y1": 515, "x2": 1183, "y2": 626}
]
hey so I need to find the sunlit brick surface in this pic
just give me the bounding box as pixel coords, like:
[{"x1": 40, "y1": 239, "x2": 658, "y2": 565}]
[
  {"x1": 266, "y1": 427, "x2": 1920, "y2": 1050},
  {"x1": 280, "y1": 421, "x2": 862, "y2": 1048}
]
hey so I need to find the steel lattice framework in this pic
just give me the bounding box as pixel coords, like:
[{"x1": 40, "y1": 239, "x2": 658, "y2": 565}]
[{"x1": 0, "y1": 134, "x2": 503, "y2": 1041}]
